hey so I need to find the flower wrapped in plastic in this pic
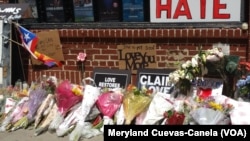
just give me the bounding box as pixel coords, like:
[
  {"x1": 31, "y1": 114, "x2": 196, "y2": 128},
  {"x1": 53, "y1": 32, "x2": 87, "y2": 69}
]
[
  {"x1": 163, "y1": 98, "x2": 192, "y2": 125},
  {"x1": 235, "y1": 75, "x2": 250, "y2": 101},
  {"x1": 57, "y1": 103, "x2": 101, "y2": 138},
  {"x1": 11, "y1": 86, "x2": 47, "y2": 131},
  {"x1": 69, "y1": 77, "x2": 101, "y2": 141},
  {"x1": 164, "y1": 110, "x2": 185, "y2": 125},
  {"x1": 136, "y1": 92, "x2": 174, "y2": 125},
  {"x1": 34, "y1": 93, "x2": 55, "y2": 128},
  {"x1": 96, "y1": 88, "x2": 123, "y2": 131},
  {"x1": 49, "y1": 80, "x2": 83, "y2": 132},
  {"x1": 34, "y1": 103, "x2": 58, "y2": 136},
  {"x1": 0, "y1": 86, "x2": 15, "y2": 116},
  {"x1": 191, "y1": 95, "x2": 234, "y2": 125},
  {"x1": 56, "y1": 103, "x2": 81, "y2": 137},
  {"x1": 0, "y1": 97, "x2": 29, "y2": 132},
  {"x1": 123, "y1": 84, "x2": 153, "y2": 125}
]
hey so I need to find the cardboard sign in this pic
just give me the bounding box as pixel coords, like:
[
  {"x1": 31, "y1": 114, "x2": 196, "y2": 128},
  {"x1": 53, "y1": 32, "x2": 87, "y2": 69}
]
[
  {"x1": 93, "y1": 68, "x2": 131, "y2": 89},
  {"x1": 137, "y1": 68, "x2": 175, "y2": 94},
  {"x1": 31, "y1": 30, "x2": 64, "y2": 65},
  {"x1": 118, "y1": 43, "x2": 157, "y2": 74}
]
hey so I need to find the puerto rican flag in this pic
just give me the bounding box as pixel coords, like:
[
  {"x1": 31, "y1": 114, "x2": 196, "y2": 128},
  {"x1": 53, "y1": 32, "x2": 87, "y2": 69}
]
[{"x1": 17, "y1": 25, "x2": 38, "y2": 59}]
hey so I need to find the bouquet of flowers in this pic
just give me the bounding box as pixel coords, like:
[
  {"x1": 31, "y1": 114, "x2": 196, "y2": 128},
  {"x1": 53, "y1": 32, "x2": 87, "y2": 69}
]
[
  {"x1": 56, "y1": 103, "x2": 81, "y2": 137},
  {"x1": 11, "y1": 86, "x2": 48, "y2": 131},
  {"x1": 169, "y1": 47, "x2": 224, "y2": 97},
  {"x1": 49, "y1": 80, "x2": 83, "y2": 132},
  {"x1": 136, "y1": 92, "x2": 173, "y2": 125},
  {"x1": 96, "y1": 88, "x2": 123, "y2": 131},
  {"x1": 0, "y1": 86, "x2": 15, "y2": 116},
  {"x1": 122, "y1": 84, "x2": 153, "y2": 125},
  {"x1": 191, "y1": 95, "x2": 234, "y2": 125},
  {"x1": 164, "y1": 110, "x2": 186, "y2": 125},
  {"x1": 235, "y1": 75, "x2": 250, "y2": 101},
  {"x1": 69, "y1": 77, "x2": 101, "y2": 141},
  {"x1": 0, "y1": 97, "x2": 29, "y2": 131},
  {"x1": 163, "y1": 98, "x2": 192, "y2": 125},
  {"x1": 34, "y1": 93, "x2": 55, "y2": 128},
  {"x1": 34, "y1": 103, "x2": 58, "y2": 136}
]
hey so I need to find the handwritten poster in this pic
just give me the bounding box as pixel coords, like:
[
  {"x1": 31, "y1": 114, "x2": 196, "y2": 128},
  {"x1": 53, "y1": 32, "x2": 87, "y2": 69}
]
[
  {"x1": 31, "y1": 30, "x2": 64, "y2": 65},
  {"x1": 117, "y1": 43, "x2": 157, "y2": 74}
]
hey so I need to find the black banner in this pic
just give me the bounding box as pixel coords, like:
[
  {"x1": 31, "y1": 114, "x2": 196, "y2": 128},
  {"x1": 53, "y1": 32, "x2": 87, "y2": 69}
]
[{"x1": 104, "y1": 125, "x2": 250, "y2": 140}]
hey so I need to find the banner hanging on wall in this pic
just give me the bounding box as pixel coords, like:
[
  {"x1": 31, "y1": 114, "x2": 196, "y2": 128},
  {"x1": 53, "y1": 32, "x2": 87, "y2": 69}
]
[{"x1": 117, "y1": 43, "x2": 157, "y2": 74}]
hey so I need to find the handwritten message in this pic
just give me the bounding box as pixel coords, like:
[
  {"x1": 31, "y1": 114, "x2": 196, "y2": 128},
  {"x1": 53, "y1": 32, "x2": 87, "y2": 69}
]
[
  {"x1": 118, "y1": 43, "x2": 156, "y2": 74},
  {"x1": 31, "y1": 30, "x2": 64, "y2": 65}
]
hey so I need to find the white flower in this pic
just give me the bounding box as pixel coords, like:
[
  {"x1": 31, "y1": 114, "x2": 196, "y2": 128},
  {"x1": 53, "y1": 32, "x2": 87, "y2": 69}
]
[
  {"x1": 218, "y1": 52, "x2": 224, "y2": 58},
  {"x1": 185, "y1": 74, "x2": 193, "y2": 80},
  {"x1": 191, "y1": 57, "x2": 198, "y2": 67},
  {"x1": 181, "y1": 63, "x2": 187, "y2": 69},
  {"x1": 206, "y1": 54, "x2": 220, "y2": 62},
  {"x1": 181, "y1": 60, "x2": 191, "y2": 69}
]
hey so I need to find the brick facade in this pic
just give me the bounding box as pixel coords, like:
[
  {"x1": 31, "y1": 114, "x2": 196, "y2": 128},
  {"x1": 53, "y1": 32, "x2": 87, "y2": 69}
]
[
  {"x1": 14, "y1": 1, "x2": 247, "y2": 85},
  {"x1": 26, "y1": 27, "x2": 249, "y2": 85}
]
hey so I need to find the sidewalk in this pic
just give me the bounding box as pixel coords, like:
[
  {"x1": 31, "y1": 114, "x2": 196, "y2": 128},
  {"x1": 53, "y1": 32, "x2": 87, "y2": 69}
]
[{"x1": 0, "y1": 129, "x2": 103, "y2": 141}]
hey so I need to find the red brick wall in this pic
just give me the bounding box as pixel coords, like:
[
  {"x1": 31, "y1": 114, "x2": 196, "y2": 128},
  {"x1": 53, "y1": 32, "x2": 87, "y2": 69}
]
[{"x1": 27, "y1": 28, "x2": 249, "y2": 85}]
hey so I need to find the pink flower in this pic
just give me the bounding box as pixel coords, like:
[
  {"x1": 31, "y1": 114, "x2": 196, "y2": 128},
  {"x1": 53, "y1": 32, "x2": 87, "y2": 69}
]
[{"x1": 77, "y1": 52, "x2": 87, "y2": 62}]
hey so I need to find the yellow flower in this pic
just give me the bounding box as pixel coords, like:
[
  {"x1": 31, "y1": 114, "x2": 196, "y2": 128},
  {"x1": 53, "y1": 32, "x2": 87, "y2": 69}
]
[
  {"x1": 208, "y1": 101, "x2": 223, "y2": 111},
  {"x1": 195, "y1": 96, "x2": 203, "y2": 103}
]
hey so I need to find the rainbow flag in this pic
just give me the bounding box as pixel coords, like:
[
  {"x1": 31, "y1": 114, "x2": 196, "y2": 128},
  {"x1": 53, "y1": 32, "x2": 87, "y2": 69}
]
[{"x1": 34, "y1": 51, "x2": 62, "y2": 67}]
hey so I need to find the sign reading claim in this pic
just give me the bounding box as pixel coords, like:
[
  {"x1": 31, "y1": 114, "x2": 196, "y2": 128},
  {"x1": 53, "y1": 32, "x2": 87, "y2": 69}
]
[{"x1": 150, "y1": 0, "x2": 242, "y2": 23}]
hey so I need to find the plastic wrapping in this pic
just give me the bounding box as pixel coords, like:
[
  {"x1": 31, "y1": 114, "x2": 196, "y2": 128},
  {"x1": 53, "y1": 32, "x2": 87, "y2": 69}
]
[
  {"x1": 136, "y1": 92, "x2": 173, "y2": 125},
  {"x1": 123, "y1": 86, "x2": 152, "y2": 125},
  {"x1": 56, "y1": 80, "x2": 83, "y2": 117}
]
